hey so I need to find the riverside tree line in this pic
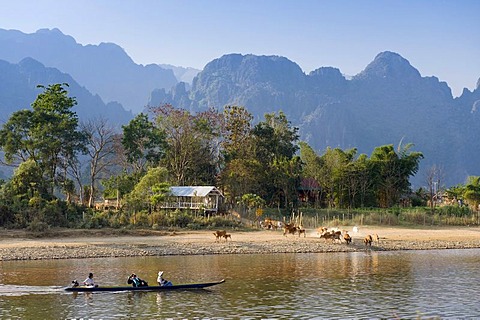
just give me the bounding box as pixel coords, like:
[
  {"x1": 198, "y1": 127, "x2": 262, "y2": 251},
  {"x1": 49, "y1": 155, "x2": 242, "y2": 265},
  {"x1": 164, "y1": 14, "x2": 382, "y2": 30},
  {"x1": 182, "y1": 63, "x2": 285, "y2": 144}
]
[{"x1": 0, "y1": 83, "x2": 478, "y2": 230}]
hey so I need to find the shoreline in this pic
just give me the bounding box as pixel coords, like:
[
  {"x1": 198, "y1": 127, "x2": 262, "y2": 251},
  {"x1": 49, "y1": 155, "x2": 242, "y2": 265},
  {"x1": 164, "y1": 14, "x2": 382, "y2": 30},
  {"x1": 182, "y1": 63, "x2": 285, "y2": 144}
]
[{"x1": 2, "y1": 226, "x2": 480, "y2": 261}]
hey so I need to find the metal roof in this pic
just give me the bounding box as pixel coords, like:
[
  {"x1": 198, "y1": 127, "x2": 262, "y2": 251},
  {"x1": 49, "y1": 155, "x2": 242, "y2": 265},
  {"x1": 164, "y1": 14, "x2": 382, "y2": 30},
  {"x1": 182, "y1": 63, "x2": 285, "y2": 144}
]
[{"x1": 169, "y1": 186, "x2": 223, "y2": 197}]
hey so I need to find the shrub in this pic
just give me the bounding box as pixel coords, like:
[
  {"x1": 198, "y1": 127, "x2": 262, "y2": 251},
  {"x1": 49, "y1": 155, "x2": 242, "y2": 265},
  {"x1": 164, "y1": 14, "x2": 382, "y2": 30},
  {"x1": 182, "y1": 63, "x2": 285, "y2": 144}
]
[
  {"x1": 205, "y1": 216, "x2": 242, "y2": 229},
  {"x1": 170, "y1": 212, "x2": 193, "y2": 228},
  {"x1": 131, "y1": 211, "x2": 150, "y2": 227},
  {"x1": 0, "y1": 205, "x2": 15, "y2": 227},
  {"x1": 27, "y1": 219, "x2": 49, "y2": 232},
  {"x1": 436, "y1": 205, "x2": 471, "y2": 217}
]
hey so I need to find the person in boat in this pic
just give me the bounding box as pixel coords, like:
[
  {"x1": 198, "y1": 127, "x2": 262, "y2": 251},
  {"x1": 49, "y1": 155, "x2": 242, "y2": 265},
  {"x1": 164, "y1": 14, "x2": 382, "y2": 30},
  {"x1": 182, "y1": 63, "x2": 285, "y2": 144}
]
[
  {"x1": 127, "y1": 273, "x2": 148, "y2": 287},
  {"x1": 157, "y1": 271, "x2": 172, "y2": 286},
  {"x1": 83, "y1": 273, "x2": 98, "y2": 287}
]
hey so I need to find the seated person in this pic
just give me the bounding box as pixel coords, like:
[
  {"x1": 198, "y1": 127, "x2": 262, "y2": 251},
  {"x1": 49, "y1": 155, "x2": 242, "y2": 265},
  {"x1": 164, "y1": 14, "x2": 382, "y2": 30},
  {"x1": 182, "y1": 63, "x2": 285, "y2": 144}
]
[
  {"x1": 127, "y1": 273, "x2": 148, "y2": 287},
  {"x1": 157, "y1": 271, "x2": 172, "y2": 286},
  {"x1": 83, "y1": 272, "x2": 98, "y2": 287}
]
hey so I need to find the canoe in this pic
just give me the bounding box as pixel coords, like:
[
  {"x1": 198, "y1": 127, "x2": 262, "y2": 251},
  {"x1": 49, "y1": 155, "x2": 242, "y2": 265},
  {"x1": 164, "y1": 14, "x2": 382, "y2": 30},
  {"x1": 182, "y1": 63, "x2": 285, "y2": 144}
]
[{"x1": 65, "y1": 279, "x2": 225, "y2": 292}]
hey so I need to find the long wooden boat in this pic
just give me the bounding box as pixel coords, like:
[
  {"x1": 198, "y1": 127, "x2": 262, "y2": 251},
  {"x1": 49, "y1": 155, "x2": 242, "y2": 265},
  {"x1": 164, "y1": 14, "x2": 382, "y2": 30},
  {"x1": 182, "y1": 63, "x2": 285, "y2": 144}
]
[{"x1": 65, "y1": 279, "x2": 225, "y2": 292}]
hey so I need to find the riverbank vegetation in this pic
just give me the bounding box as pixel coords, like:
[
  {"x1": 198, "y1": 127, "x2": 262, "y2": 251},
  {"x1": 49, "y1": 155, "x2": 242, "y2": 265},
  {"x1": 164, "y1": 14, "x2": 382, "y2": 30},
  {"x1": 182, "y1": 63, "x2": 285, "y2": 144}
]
[{"x1": 0, "y1": 83, "x2": 479, "y2": 231}]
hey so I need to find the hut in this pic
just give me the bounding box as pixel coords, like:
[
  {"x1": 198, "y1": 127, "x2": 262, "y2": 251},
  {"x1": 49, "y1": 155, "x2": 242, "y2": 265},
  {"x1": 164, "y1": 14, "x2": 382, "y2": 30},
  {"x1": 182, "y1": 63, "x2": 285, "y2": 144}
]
[{"x1": 160, "y1": 186, "x2": 224, "y2": 214}]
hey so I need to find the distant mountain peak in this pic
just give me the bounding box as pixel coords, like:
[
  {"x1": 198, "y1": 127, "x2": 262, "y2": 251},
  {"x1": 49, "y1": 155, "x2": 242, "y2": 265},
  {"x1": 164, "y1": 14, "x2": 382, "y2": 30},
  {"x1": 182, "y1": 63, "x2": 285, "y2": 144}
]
[
  {"x1": 356, "y1": 51, "x2": 421, "y2": 80},
  {"x1": 36, "y1": 28, "x2": 64, "y2": 35},
  {"x1": 18, "y1": 57, "x2": 46, "y2": 70},
  {"x1": 308, "y1": 66, "x2": 344, "y2": 78}
]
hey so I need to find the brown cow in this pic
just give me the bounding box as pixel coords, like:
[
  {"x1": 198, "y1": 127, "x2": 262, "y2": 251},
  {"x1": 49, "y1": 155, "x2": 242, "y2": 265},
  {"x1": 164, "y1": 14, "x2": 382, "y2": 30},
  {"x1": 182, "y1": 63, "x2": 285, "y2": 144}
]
[
  {"x1": 364, "y1": 234, "x2": 373, "y2": 246},
  {"x1": 223, "y1": 233, "x2": 231, "y2": 241},
  {"x1": 316, "y1": 227, "x2": 328, "y2": 236},
  {"x1": 213, "y1": 230, "x2": 227, "y2": 241},
  {"x1": 320, "y1": 231, "x2": 335, "y2": 241},
  {"x1": 343, "y1": 233, "x2": 352, "y2": 245},
  {"x1": 283, "y1": 223, "x2": 297, "y2": 236},
  {"x1": 297, "y1": 228, "x2": 306, "y2": 238},
  {"x1": 320, "y1": 230, "x2": 341, "y2": 243},
  {"x1": 262, "y1": 218, "x2": 282, "y2": 230}
]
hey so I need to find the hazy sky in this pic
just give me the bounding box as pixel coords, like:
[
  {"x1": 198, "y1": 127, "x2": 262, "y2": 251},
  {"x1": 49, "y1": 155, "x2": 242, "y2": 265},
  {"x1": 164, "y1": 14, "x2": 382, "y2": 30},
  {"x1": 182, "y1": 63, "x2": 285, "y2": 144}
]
[{"x1": 2, "y1": 0, "x2": 479, "y2": 96}]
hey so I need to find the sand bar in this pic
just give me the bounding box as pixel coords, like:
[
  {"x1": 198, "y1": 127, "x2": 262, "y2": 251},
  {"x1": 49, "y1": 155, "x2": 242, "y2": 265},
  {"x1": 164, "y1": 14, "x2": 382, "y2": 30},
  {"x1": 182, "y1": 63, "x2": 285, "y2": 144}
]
[{"x1": 1, "y1": 226, "x2": 480, "y2": 261}]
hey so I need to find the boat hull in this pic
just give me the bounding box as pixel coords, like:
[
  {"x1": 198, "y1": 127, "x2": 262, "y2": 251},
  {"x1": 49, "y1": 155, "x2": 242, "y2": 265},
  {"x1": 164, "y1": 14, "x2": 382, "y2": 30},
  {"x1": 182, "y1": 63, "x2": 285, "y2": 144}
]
[{"x1": 65, "y1": 279, "x2": 225, "y2": 292}]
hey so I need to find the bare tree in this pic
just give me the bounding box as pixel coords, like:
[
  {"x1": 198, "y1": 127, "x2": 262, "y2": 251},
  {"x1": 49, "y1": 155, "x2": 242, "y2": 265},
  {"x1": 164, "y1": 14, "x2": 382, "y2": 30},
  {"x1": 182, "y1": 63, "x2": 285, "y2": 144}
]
[
  {"x1": 66, "y1": 155, "x2": 86, "y2": 205},
  {"x1": 81, "y1": 118, "x2": 118, "y2": 208},
  {"x1": 425, "y1": 164, "x2": 444, "y2": 212}
]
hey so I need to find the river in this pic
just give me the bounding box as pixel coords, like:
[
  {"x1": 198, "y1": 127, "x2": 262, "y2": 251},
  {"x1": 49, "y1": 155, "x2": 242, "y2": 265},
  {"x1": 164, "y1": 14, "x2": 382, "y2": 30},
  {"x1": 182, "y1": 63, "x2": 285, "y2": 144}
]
[{"x1": 1, "y1": 249, "x2": 479, "y2": 319}]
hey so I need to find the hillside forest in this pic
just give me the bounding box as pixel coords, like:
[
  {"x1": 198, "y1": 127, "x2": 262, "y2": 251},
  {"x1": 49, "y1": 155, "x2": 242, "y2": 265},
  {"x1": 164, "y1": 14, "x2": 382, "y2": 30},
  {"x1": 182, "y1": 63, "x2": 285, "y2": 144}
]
[{"x1": 0, "y1": 84, "x2": 479, "y2": 230}]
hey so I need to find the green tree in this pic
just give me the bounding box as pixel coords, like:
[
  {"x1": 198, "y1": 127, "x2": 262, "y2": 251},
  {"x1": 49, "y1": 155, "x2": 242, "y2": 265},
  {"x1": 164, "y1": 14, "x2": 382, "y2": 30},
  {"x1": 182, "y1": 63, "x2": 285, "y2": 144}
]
[
  {"x1": 252, "y1": 111, "x2": 299, "y2": 161},
  {"x1": 121, "y1": 113, "x2": 166, "y2": 174},
  {"x1": 222, "y1": 158, "x2": 263, "y2": 205},
  {"x1": 221, "y1": 106, "x2": 253, "y2": 161},
  {"x1": 353, "y1": 154, "x2": 376, "y2": 208},
  {"x1": 299, "y1": 142, "x2": 323, "y2": 207},
  {"x1": 239, "y1": 193, "x2": 266, "y2": 222},
  {"x1": 8, "y1": 159, "x2": 48, "y2": 201},
  {"x1": 0, "y1": 83, "x2": 86, "y2": 197},
  {"x1": 271, "y1": 156, "x2": 302, "y2": 209},
  {"x1": 219, "y1": 106, "x2": 255, "y2": 203},
  {"x1": 370, "y1": 144, "x2": 423, "y2": 207},
  {"x1": 126, "y1": 167, "x2": 170, "y2": 214},
  {"x1": 250, "y1": 111, "x2": 300, "y2": 206},
  {"x1": 464, "y1": 176, "x2": 480, "y2": 210},
  {"x1": 102, "y1": 171, "x2": 139, "y2": 209}
]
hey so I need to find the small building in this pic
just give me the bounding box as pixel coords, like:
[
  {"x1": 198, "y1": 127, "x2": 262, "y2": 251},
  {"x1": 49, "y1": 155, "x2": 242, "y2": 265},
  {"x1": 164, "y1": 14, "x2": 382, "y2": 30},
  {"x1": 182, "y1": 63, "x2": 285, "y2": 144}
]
[
  {"x1": 298, "y1": 178, "x2": 321, "y2": 205},
  {"x1": 161, "y1": 186, "x2": 224, "y2": 214}
]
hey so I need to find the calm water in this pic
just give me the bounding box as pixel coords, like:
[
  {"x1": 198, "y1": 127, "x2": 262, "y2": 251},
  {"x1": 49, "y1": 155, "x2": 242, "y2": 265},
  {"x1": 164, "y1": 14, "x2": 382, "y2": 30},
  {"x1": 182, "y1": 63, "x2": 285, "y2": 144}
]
[{"x1": 1, "y1": 249, "x2": 480, "y2": 319}]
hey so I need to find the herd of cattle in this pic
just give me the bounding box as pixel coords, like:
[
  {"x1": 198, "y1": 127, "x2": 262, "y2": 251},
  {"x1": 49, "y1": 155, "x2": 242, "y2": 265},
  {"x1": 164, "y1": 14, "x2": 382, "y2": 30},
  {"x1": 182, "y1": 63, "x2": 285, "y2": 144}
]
[{"x1": 213, "y1": 218, "x2": 381, "y2": 247}]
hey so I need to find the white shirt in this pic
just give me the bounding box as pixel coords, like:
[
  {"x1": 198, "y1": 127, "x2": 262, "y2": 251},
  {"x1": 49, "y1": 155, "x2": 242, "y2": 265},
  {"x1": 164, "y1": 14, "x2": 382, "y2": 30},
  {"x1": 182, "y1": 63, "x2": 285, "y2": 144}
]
[{"x1": 84, "y1": 277, "x2": 95, "y2": 286}]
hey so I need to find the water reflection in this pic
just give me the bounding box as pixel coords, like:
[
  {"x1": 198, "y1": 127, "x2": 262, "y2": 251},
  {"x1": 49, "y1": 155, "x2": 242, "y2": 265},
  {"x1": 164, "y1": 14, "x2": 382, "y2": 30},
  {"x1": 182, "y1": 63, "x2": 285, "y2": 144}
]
[{"x1": 1, "y1": 249, "x2": 480, "y2": 318}]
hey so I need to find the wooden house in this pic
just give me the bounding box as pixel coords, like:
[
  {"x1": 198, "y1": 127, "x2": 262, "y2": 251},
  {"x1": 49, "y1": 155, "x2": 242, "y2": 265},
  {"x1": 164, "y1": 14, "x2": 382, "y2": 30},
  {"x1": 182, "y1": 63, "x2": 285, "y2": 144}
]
[{"x1": 160, "y1": 186, "x2": 224, "y2": 214}]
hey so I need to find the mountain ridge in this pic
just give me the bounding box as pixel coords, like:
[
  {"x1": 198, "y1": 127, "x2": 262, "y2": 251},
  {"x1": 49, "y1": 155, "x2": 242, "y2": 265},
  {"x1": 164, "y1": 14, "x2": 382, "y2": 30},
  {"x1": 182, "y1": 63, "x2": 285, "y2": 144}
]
[
  {"x1": 0, "y1": 28, "x2": 177, "y2": 113},
  {"x1": 0, "y1": 57, "x2": 133, "y2": 126}
]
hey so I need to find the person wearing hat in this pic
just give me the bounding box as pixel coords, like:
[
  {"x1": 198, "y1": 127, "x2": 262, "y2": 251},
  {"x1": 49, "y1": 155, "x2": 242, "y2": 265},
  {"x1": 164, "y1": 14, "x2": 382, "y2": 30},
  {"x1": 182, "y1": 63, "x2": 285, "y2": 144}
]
[
  {"x1": 83, "y1": 272, "x2": 97, "y2": 287},
  {"x1": 157, "y1": 271, "x2": 172, "y2": 286}
]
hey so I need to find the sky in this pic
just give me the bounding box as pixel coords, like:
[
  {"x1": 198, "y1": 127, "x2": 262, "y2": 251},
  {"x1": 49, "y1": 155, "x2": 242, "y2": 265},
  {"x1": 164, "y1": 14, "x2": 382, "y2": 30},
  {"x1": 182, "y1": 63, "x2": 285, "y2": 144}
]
[{"x1": 1, "y1": 0, "x2": 479, "y2": 97}]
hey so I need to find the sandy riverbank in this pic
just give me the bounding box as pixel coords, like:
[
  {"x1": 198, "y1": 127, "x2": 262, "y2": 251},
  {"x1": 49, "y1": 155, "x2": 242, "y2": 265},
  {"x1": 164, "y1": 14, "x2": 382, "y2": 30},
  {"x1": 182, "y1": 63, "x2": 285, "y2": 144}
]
[{"x1": 1, "y1": 226, "x2": 480, "y2": 261}]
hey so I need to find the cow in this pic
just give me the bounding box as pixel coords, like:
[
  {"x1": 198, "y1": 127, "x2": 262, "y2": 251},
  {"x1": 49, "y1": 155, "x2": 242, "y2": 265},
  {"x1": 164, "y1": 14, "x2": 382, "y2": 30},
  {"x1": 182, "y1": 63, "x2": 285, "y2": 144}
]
[
  {"x1": 297, "y1": 228, "x2": 306, "y2": 238},
  {"x1": 320, "y1": 231, "x2": 335, "y2": 241},
  {"x1": 319, "y1": 230, "x2": 342, "y2": 243},
  {"x1": 262, "y1": 218, "x2": 281, "y2": 230},
  {"x1": 321, "y1": 230, "x2": 342, "y2": 242},
  {"x1": 372, "y1": 234, "x2": 380, "y2": 244},
  {"x1": 364, "y1": 234, "x2": 373, "y2": 246},
  {"x1": 316, "y1": 227, "x2": 328, "y2": 235},
  {"x1": 213, "y1": 230, "x2": 227, "y2": 241},
  {"x1": 283, "y1": 223, "x2": 297, "y2": 236},
  {"x1": 343, "y1": 233, "x2": 352, "y2": 245},
  {"x1": 332, "y1": 230, "x2": 342, "y2": 243},
  {"x1": 223, "y1": 233, "x2": 232, "y2": 241}
]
